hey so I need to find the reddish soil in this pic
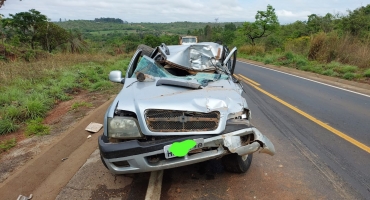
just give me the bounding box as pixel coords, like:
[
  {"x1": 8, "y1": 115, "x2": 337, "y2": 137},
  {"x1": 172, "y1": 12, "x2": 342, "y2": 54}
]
[{"x1": 0, "y1": 89, "x2": 116, "y2": 183}]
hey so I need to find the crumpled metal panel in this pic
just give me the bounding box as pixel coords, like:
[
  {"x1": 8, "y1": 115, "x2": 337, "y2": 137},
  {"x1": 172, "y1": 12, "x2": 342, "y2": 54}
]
[
  {"x1": 132, "y1": 56, "x2": 228, "y2": 87},
  {"x1": 166, "y1": 42, "x2": 224, "y2": 71}
]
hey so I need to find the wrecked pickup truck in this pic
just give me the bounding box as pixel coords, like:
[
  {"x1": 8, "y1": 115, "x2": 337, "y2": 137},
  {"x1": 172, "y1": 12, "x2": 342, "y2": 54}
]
[{"x1": 99, "y1": 42, "x2": 275, "y2": 174}]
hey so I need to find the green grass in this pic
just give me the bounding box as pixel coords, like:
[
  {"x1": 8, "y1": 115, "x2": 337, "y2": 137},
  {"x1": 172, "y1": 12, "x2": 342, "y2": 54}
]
[
  {"x1": 0, "y1": 55, "x2": 131, "y2": 136},
  {"x1": 364, "y1": 69, "x2": 370, "y2": 77},
  {"x1": 321, "y1": 69, "x2": 335, "y2": 76},
  {"x1": 71, "y1": 101, "x2": 93, "y2": 110},
  {"x1": 25, "y1": 118, "x2": 50, "y2": 137},
  {"x1": 24, "y1": 97, "x2": 50, "y2": 119},
  {"x1": 239, "y1": 52, "x2": 368, "y2": 81},
  {"x1": 0, "y1": 119, "x2": 19, "y2": 135},
  {"x1": 2, "y1": 105, "x2": 23, "y2": 120},
  {"x1": 0, "y1": 87, "x2": 23, "y2": 106},
  {"x1": 343, "y1": 72, "x2": 355, "y2": 80},
  {"x1": 0, "y1": 138, "x2": 17, "y2": 153},
  {"x1": 89, "y1": 80, "x2": 113, "y2": 91},
  {"x1": 336, "y1": 65, "x2": 358, "y2": 74}
]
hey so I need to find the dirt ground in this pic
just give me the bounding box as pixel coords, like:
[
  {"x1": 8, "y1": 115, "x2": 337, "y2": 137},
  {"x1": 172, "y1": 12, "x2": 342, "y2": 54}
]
[{"x1": 0, "y1": 90, "x2": 115, "y2": 183}]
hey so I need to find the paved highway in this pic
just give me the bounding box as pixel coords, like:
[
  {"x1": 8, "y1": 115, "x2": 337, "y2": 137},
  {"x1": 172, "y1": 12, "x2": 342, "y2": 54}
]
[{"x1": 234, "y1": 61, "x2": 370, "y2": 199}]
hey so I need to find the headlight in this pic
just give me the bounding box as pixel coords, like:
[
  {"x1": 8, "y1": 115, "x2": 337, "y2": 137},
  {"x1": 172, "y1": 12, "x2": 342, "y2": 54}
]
[{"x1": 108, "y1": 117, "x2": 143, "y2": 139}]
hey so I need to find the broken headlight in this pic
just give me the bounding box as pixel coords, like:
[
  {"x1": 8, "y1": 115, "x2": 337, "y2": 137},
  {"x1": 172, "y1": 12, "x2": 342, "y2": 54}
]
[{"x1": 108, "y1": 117, "x2": 143, "y2": 139}]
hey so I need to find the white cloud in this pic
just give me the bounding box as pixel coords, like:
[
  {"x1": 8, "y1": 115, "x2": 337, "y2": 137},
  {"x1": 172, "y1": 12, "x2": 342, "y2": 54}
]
[
  {"x1": 276, "y1": 10, "x2": 312, "y2": 21},
  {"x1": 0, "y1": 0, "x2": 366, "y2": 23}
]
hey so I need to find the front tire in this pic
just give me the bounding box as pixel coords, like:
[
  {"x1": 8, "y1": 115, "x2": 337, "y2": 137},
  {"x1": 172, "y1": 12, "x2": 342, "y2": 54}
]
[{"x1": 221, "y1": 153, "x2": 253, "y2": 173}]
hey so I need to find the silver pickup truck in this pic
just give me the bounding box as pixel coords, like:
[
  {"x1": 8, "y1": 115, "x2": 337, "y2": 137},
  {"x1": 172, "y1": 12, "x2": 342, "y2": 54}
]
[{"x1": 99, "y1": 42, "x2": 275, "y2": 174}]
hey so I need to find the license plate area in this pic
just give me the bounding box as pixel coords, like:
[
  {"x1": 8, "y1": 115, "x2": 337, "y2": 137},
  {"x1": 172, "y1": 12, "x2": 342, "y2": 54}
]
[{"x1": 163, "y1": 138, "x2": 204, "y2": 159}]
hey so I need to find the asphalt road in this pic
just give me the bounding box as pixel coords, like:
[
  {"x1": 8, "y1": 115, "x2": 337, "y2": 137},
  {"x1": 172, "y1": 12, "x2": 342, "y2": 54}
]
[{"x1": 233, "y1": 61, "x2": 370, "y2": 199}]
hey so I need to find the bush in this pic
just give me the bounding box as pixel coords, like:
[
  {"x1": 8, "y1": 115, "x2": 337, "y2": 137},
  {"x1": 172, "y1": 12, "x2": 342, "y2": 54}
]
[
  {"x1": 25, "y1": 118, "x2": 50, "y2": 136},
  {"x1": 285, "y1": 36, "x2": 310, "y2": 55},
  {"x1": 343, "y1": 72, "x2": 355, "y2": 80},
  {"x1": 296, "y1": 59, "x2": 307, "y2": 68},
  {"x1": 321, "y1": 69, "x2": 335, "y2": 76},
  {"x1": 285, "y1": 52, "x2": 295, "y2": 60},
  {"x1": 364, "y1": 69, "x2": 370, "y2": 77},
  {"x1": 336, "y1": 65, "x2": 358, "y2": 74},
  {"x1": 239, "y1": 45, "x2": 265, "y2": 55},
  {"x1": 24, "y1": 98, "x2": 49, "y2": 119},
  {"x1": 3, "y1": 105, "x2": 23, "y2": 120},
  {"x1": 264, "y1": 58, "x2": 273, "y2": 64},
  {"x1": 0, "y1": 119, "x2": 19, "y2": 135}
]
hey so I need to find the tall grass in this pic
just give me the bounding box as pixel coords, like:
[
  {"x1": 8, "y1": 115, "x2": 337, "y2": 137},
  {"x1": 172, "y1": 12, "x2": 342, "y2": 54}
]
[{"x1": 308, "y1": 32, "x2": 370, "y2": 69}]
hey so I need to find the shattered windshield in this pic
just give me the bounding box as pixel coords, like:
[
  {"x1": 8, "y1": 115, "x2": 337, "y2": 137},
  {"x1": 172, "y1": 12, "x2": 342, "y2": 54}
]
[{"x1": 132, "y1": 56, "x2": 228, "y2": 87}]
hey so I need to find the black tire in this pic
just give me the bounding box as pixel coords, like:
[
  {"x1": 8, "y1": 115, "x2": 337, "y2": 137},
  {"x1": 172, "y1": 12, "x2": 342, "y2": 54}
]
[
  {"x1": 137, "y1": 44, "x2": 154, "y2": 57},
  {"x1": 221, "y1": 153, "x2": 253, "y2": 173}
]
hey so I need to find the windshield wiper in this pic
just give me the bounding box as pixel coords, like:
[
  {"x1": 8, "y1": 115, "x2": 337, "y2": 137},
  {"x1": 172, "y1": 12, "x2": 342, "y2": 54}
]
[{"x1": 156, "y1": 79, "x2": 202, "y2": 89}]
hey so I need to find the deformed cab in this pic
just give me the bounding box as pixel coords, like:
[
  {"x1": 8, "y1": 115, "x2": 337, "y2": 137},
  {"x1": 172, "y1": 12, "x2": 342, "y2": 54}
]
[{"x1": 99, "y1": 42, "x2": 275, "y2": 174}]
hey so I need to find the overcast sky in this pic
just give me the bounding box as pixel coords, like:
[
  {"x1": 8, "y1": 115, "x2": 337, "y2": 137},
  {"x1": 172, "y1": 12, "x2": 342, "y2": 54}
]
[{"x1": 1, "y1": 0, "x2": 369, "y2": 24}]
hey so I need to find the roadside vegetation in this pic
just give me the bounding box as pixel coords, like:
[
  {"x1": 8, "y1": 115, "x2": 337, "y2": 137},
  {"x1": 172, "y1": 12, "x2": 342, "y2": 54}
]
[
  {"x1": 187, "y1": 5, "x2": 370, "y2": 81},
  {"x1": 0, "y1": 54, "x2": 130, "y2": 137}
]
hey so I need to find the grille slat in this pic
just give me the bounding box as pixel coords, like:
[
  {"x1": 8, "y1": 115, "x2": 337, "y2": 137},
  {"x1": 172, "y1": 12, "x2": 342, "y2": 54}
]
[{"x1": 145, "y1": 109, "x2": 220, "y2": 132}]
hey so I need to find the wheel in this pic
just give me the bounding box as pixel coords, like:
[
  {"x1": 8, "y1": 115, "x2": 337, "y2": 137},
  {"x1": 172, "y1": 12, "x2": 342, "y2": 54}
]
[
  {"x1": 137, "y1": 44, "x2": 154, "y2": 57},
  {"x1": 221, "y1": 153, "x2": 253, "y2": 173}
]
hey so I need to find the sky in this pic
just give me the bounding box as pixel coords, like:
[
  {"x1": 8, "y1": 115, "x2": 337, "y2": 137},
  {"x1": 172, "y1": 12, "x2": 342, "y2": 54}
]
[{"x1": 1, "y1": 0, "x2": 369, "y2": 24}]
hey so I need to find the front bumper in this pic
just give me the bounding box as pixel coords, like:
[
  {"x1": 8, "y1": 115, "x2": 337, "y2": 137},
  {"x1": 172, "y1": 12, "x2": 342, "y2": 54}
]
[{"x1": 99, "y1": 126, "x2": 275, "y2": 174}]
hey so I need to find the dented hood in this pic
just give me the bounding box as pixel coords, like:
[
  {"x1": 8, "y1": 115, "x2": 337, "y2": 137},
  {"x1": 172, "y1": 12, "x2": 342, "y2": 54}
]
[{"x1": 110, "y1": 78, "x2": 248, "y2": 135}]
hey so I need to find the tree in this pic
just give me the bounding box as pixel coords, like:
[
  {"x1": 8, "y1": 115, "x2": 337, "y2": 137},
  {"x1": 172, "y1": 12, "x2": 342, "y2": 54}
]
[
  {"x1": 241, "y1": 4, "x2": 279, "y2": 45},
  {"x1": 64, "y1": 30, "x2": 88, "y2": 53},
  {"x1": 36, "y1": 22, "x2": 69, "y2": 52},
  {"x1": 7, "y1": 9, "x2": 47, "y2": 49},
  {"x1": 143, "y1": 34, "x2": 161, "y2": 47},
  {"x1": 340, "y1": 5, "x2": 370, "y2": 37}
]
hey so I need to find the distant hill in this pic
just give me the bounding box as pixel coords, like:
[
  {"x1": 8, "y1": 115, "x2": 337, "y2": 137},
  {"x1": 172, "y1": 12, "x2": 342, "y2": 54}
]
[{"x1": 55, "y1": 20, "x2": 244, "y2": 35}]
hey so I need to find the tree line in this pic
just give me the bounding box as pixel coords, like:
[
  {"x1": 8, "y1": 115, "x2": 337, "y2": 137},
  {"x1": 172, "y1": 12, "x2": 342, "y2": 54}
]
[
  {"x1": 1, "y1": 9, "x2": 87, "y2": 60},
  {"x1": 188, "y1": 4, "x2": 370, "y2": 48},
  {"x1": 94, "y1": 17, "x2": 128, "y2": 24}
]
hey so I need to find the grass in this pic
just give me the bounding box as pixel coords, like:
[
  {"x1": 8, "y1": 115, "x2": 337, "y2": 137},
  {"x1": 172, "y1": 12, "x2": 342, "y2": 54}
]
[
  {"x1": 364, "y1": 69, "x2": 370, "y2": 77},
  {"x1": 0, "y1": 119, "x2": 19, "y2": 135},
  {"x1": 0, "y1": 53, "x2": 131, "y2": 136},
  {"x1": 71, "y1": 101, "x2": 93, "y2": 110},
  {"x1": 25, "y1": 118, "x2": 50, "y2": 137},
  {"x1": 0, "y1": 138, "x2": 17, "y2": 153},
  {"x1": 239, "y1": 51, "x2": 369, "y2": 81}
]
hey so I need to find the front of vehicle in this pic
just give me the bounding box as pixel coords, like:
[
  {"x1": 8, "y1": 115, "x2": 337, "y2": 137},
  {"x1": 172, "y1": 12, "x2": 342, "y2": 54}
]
[{"x1": 99, "y1": 43, "x2": 275, "y2": 174}]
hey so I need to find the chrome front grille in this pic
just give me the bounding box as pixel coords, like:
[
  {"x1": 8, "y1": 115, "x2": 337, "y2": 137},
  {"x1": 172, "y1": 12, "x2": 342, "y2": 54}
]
[{"x1": 145, "y1": 109, "x2": 220, "y2": 132}]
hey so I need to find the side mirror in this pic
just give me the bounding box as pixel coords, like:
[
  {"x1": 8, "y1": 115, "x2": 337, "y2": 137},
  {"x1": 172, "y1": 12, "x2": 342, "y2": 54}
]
[{"x1": 109, "y1": 70, "x2": 125, "y2": 84}]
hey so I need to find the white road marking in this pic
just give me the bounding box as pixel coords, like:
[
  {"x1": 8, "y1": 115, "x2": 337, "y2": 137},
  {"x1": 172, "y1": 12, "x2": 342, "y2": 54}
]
[
  {"x1": 145, "y1": 170, "x2": 164, "y2": 200},
  {"x1": 238, "y1": 61, "x2": 370, "y2": 98}
]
